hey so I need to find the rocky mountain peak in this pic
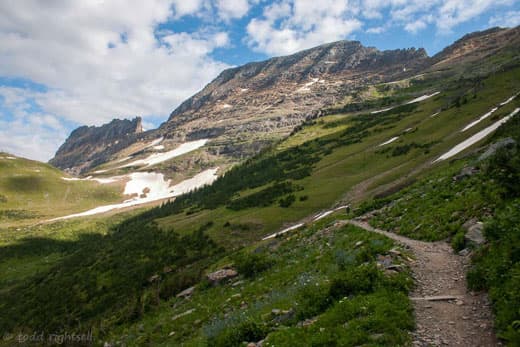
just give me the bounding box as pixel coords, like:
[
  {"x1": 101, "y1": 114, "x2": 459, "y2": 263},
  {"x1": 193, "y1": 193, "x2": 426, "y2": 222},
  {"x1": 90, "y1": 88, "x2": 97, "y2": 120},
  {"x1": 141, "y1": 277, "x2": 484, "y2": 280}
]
[{"x1": 49, "y1": 117, "x2": 144, "y2": 174}]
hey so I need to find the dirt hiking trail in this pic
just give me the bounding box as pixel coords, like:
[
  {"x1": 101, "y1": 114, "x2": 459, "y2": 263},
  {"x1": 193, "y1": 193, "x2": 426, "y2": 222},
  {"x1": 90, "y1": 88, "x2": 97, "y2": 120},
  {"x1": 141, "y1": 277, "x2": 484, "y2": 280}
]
[{"x1": 347, "y1": 219, "x2": 499, "y2": 347}]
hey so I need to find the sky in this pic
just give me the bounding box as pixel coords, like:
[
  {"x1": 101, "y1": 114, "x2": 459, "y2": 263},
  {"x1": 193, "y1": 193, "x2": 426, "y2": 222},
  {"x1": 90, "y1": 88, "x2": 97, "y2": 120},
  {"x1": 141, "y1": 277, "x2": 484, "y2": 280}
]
[{"x1": 0, "y1": 1, "x2": 519, "y2": 161}]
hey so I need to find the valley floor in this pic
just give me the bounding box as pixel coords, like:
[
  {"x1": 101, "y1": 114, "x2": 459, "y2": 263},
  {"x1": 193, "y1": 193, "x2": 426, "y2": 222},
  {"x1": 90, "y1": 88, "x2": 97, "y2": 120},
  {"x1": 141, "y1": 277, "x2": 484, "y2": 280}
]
[{"x1": 348, "y1": 219, "x2": 498, "y2": 346}]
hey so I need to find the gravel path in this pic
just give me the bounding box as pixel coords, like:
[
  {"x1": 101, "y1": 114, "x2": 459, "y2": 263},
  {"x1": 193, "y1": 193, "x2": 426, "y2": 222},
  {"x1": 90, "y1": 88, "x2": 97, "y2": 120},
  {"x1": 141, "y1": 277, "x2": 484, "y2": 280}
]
[{"x1": 347, "y1": 219, "x2": 499, "y2": 347}]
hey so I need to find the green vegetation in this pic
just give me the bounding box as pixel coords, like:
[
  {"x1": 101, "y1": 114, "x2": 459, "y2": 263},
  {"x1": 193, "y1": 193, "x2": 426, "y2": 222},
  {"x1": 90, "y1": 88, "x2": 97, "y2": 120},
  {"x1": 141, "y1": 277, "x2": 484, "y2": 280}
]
[
  {"x1": 0, "y1": 217, "x2": 223, "y2": 338},
  {"x1": 0, "y1": 154, "x2": 122, "y2": 227},
  {"x1": 104, "y1": 223, "x2": 413, "y2": 346},
  {"x1": 360, "y1": 110, "x2": 520, "y2": 344},
  {"x1": 1, "y1": 51, "x2": 520, "y2": 346}
]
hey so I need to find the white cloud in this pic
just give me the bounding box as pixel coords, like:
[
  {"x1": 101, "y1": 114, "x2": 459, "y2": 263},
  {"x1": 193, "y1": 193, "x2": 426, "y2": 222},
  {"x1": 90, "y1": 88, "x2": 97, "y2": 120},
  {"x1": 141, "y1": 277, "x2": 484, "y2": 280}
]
[
  {"x1": 171, "y1": 0, "x2": 207, "y2": 17},
  {"x1": 489, "y1": 10, "x2": 520, "y2": 28},
  {"x1": 217, "y1": 0, "x2": 252, "y2": 20},
  {"x1": 435, "y1": 0, "x2": 514, "y2": 33},
  {"x1": 246, "y1": 0, "x2": 362, "y2": 55},
  {"x1": 0, "y1": 87, "x2": 68, "y2": 161},
  {"x1": 0, "y1": 1, "x2": 230, "y2": 161},
  {"x1": 1, "y1": 0, "x2": 519, "y2": 162},
  {"x1": 404, "y1": 18, "x2": 428, "y2": 33},
  {"x1": 366, "y1": 26, "x2": 386, "y2": 34}
]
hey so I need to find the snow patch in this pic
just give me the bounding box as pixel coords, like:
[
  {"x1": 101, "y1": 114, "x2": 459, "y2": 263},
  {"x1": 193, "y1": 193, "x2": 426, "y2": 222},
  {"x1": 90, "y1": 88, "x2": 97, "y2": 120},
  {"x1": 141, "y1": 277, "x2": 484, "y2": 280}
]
[
  {"x1": 378, "y1": 136, "x2": 399, "y2": 147},
  {"x1": 430, "y1": 112, "x2": 440, "y2": 118},
  {"x1": 406, "y1": 91, "x2": 440, "y2": 104},
  {"x1": 153, "y1": 145, "x2": 164, "y2": 150},
  {"x1": 145, "y1": 137, "x2": 164, "y2": 148},
  {"x1": 499, "y1": 92, "x2": 519, "y2": 106},
  {"x1": 49, "y1": 168, "x2": 219, "y2": 221},
  {"x1": 120, "y1": 139, "x2": 208, "y2": 168},
  {"x1": 61, "y1": 176, "x2": 92, "y2": 181},
  {"x1": 221, "y1": 103, "x2": 232, "y2": 109},
  {"x1": 297, "y1": 78, "x2": 319, "y2": 92},
  {"x1": 62, "y1": 175, "x2": 122, "y2": 184},
  {"x1": 92, "y1": 169, "x2": 109, "y2": 174},
  {"x1": 461, "y1": 107, "x2": 498, "y2": 132},
  {"x1": 262, "y1": 223, "x2": 305, "y2": 240},
  {"x1": 371, "y1": 92, "x2": 439, "y2": 114},
  {"x1": 92, "y1": 177, "x2": 122, "y2": 184},
  {"x1": 371, "y1": 107, "x2": 395, "y2": 114},
  {"x1": 434, "y1": 108, "x2": 520, "y2": 162},
  {"x1": 5, "y1": 156, "x2": 16, "y2": 160},
  {"x1": 313, "y1": 210, "x2": 333, "y2": 221}
]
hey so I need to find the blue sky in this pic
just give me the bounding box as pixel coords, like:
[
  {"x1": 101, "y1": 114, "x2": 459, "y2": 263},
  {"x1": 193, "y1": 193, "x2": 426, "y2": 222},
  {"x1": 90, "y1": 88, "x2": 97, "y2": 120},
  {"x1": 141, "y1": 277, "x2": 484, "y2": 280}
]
[{"x1": 0, "y1": 1, "x2": 519, "y2": 161}]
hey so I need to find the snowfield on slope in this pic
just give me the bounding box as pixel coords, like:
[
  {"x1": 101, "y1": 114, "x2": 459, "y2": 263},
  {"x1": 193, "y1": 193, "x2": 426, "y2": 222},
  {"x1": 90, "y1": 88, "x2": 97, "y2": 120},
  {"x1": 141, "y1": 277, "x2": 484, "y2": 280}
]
[
  {"x1": 462, "y1": 92, "x2": 519, "y2": 132},
  {"x1": 405, "y1": 91, "x2": 440, "y2": 104},
  {"x1": 50, "y1": 168, "x2": 219, "y2": 221},
  {"x1": 461, "y1": 107, "x2": 498, "y2": 132},
  {"x1": 378, "y1": 136, "x2": 399, "y2": 146},
  {"x1": 120, "y1": 139, "x2": 208, "y2": 168},
  {"x1": 371, "y1": 91, "x2": 439, "y2": 114},
  {"x1": 262, "y1": 223, "x2": 305, "y2": 240},
  {"x1": 435, "y1": 108, "x2": 520, "y2": 162}
]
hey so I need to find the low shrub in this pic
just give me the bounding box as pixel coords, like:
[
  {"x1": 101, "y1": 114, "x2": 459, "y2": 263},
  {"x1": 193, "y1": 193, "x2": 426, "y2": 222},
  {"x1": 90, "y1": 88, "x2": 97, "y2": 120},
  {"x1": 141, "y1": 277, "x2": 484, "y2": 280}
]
[{"x1": 233, "y1": 252, "x2": 274, "y2": 279}]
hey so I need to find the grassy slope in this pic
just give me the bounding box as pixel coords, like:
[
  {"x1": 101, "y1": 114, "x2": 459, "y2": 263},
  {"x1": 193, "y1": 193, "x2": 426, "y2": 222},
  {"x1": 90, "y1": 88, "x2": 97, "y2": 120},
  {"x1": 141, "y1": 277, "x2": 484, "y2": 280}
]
[
  {"x1": 0, "y1": 54, "x2": 519, "y2": 345},
  {"x1": 0, "y1": 154, "x2": 123, "y2": 228},
  {"x1": 154, "y1": 65, "x2": 520, "y2": 245},
  {"x1": 107, "y1": 221, "x2": 414, "y2": 346},
  {"x1": 359, "y1": 112, "x2": 520, "y2": 344}
]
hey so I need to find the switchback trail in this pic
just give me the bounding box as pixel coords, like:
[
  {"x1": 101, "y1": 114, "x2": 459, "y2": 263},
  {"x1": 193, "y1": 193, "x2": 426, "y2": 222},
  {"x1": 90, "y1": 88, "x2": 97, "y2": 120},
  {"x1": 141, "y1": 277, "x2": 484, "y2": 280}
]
[{"x1": 347, "y1": 219, "x2": 499, "y2": 347}]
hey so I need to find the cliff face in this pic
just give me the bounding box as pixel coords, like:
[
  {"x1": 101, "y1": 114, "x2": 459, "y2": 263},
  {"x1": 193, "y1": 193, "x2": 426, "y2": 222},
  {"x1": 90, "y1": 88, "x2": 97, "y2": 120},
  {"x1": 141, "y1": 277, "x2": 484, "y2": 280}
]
[
  {"x1": 159, "y1": 41, "x2": 428, "y2": 150},
  {"x1": 49, "y1": 117, "x2": 144, "y2": 174}
]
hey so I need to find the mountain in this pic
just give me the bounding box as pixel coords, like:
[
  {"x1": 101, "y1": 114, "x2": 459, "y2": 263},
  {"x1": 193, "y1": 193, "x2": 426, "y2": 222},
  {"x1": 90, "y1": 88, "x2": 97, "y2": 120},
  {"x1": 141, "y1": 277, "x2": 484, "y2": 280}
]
[
  {"x1": 49, "y1": 117, "x2": 144, "y2": 174},
  {"x1": 49, "y1": 41, "x2": 429, "y2": 175},
  {"x1": 3, "y1": 26, "x2": 520, "y2": 346},
  {"x1": 49, "y1": 27, "x2": 520, "y2": 177},
  {"x1": 157, "y1": 42, "x2": 428, "y2": 153}
]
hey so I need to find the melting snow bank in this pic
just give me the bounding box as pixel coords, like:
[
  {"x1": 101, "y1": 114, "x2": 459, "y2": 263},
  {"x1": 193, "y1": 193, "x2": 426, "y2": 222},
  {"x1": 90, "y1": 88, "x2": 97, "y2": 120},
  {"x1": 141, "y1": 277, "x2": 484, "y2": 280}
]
[
  {"x1": 61, "y1": 176, "x2": 121, "y2": 184},
  {"x1": 378, "y1": 136, "x2": 399, "y2": 146},
  {"x1": 49, "y1": 168, "x2": 219, "y2": 221},
  {"x1": 405, "y1": 91, "x2": 440, "y2": 104},
  {"x1": 461, "y1": 107, "x2": 498, "y2": 132},
  {"x1": 263, "y1": 205, "x2": 350, "y2": 240},
  {"x1": 121, "y1": 139, "x2": 208, "y2": 168},
  {"x1": 371, "y1": 107, "x2": 394, "y2": 114},
  {"x1": 434, "y1": 108, "x2": 520, "y2": 162},
  {"x1": 262, "y1": 223, "x2": 305, "y2": 241},
  {"x1": 313, "y1": 211, "x2": 333, "y2": 221},
  {"x1": 462, "y1": 93, "x2": 519, "y2": 132},
  {"x1": 146, "y1": 137, "x2": 163, "y2": 148},
  {"x1": 499, "y1": 92, "x2": 519, "y2": 106},
  {"x1": 371, "y1": 92, "x2": 439, "y2": 114},
  {"x1": 430, "y1": 112, "x2": 440, "y2": 118}
]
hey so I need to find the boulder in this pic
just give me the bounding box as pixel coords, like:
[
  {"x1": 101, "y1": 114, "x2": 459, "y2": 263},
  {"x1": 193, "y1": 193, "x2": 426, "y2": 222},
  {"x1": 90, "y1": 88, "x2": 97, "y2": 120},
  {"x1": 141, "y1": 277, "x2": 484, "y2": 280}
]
[
  {"x1": 452, "y1": 166, "x2": 479, "y2": 181},
  {"x1": 176, "y1": 286, "x2": 195, "y2": 298},
  {"x1": 478, "y1": 137, "x2": 516, "y2": 161},
  {"x1": 207, "y1": 268, "x2": 238, "y2": 284},
  {"x1": 463, "y1": 220, "x2": 485, "y2": 245}
]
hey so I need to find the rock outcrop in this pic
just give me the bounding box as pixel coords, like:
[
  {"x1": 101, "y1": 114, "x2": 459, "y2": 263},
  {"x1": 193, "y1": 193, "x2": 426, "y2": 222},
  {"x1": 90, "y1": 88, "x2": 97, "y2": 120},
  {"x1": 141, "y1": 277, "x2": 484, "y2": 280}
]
[{"x1": 49, "y1": 117, "x2": 144, "y2": 174}]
